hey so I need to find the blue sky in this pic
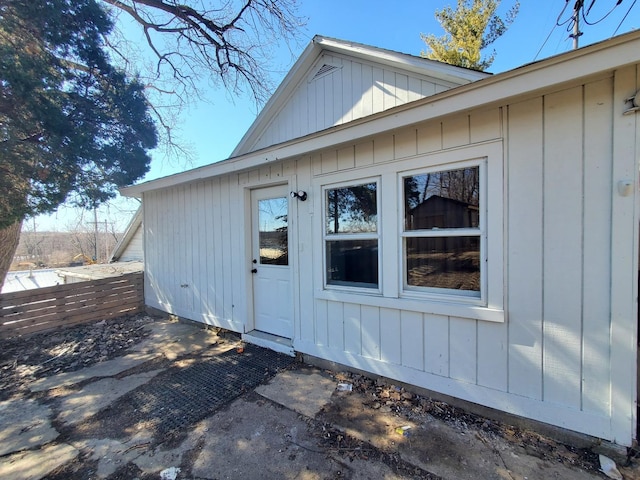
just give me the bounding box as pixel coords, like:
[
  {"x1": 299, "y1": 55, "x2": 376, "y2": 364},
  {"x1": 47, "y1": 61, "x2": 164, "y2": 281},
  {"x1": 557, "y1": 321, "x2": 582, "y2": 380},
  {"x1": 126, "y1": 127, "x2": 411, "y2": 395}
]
[{"x1": 34, "y1": 0, "x2": 638, "y2": 232}]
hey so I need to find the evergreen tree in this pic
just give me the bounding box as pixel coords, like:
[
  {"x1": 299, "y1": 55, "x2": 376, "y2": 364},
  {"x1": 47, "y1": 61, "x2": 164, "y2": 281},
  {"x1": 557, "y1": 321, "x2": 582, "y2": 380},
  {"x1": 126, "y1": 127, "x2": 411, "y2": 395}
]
[
  {"x1": 0, "y1": 0, "x2": 158, "y2": 284},
  {"x1": 421, "y1": 0, "x2": 519, "y2": 71}
]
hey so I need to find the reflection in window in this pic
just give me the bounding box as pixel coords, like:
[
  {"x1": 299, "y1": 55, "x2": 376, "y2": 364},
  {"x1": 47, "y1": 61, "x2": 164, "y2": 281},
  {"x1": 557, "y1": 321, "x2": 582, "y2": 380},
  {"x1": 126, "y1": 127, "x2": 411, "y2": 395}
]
[
  {"x1": 324, "y1": 181, "x2": 379, "y2": 289},
  {"x1": 404, "y1": 167, "x2": 479, "y2": 230},
  {"x1": 326, "y1": 239, "x2": 378, "y2": 288},
  {"x1": 402, "y1": 165, "x2": 482, "y2": 296},
  {"x1": 259, "y1": 197, "x2": 288, "y2": 265},
  {"x1": 406, "y1": 237, "x2": 480, "y2": 291},
  {"x1": 326, "y1": 183, "x2": 377, "y2": 234}
]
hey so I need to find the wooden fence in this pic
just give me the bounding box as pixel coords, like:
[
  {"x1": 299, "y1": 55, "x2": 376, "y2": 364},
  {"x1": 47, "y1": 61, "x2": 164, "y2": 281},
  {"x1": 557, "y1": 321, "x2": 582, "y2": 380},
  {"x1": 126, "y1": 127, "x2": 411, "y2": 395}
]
[{"x1": 0, "y1": 272, "x2": 144, "y2": 338}]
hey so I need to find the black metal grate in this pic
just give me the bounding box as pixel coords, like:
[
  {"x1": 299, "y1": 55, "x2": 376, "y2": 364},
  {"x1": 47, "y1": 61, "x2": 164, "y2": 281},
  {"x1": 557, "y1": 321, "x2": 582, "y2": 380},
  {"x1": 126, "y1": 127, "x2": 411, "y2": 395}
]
[{"x1": 104, "y1": 344, "x2": 293, "y2": 437}]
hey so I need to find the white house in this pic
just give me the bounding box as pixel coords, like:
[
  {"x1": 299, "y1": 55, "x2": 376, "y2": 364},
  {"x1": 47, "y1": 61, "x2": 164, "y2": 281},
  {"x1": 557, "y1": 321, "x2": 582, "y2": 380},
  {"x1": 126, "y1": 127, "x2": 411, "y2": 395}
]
[
  {"x1": 122, "y1": 33, "x2": 640, "y2": 446},
  {"x1": 109, "y1": 206, "x2": 144, "y2": 263}
]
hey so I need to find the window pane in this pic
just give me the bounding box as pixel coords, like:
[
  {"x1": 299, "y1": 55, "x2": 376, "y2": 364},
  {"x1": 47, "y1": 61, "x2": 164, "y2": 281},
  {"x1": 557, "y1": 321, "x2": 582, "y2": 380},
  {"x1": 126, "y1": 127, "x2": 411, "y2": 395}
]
[
  {"x1": 327, "y1": 239, "x2": 378, "y2": 288},
  {"x1": 326, "y1": 183, "x2": 377, "y2": 234},
  {"x1": 258, "y1": 197, "x2": 288, "y2": 265},
  {"x1": 404, "y1": 167, "x2": 479, "y2": 230},
  {"x1": 406, "y1": 236, "x2": 480, "y2": 292}
]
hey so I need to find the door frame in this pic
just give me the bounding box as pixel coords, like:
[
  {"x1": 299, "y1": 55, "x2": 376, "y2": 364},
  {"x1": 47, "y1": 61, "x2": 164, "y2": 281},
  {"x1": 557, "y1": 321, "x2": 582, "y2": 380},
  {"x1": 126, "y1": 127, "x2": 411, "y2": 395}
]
[{"x1": 243, "y1": 179, "x2": 299, "y2": 339}]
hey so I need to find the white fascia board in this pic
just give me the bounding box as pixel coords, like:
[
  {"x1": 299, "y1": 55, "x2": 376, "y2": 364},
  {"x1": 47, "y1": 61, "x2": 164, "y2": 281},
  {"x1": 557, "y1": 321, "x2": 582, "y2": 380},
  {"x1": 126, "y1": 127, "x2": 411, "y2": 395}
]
[
  {"x1": 121, "y1": 30, "x2": 640, "y2": 198},
  {"x1": 315, "y1": 36, "x2": 489, "y2": 84}
]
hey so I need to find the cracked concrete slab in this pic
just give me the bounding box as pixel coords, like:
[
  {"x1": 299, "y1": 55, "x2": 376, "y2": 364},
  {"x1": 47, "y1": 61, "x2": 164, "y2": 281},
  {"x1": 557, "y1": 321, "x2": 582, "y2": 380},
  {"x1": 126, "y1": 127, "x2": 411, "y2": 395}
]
[
  {"x1": 255, "y1": 368, "x2": 336, "y2": 418},
  {"x1": 0, "y1": 399, "x2": 58, "y2": 456},
  {"x1": 0, "y1": 443, "x2": 78, "y2": 480},
  {"x1": 129, "y1": 321, "x2": 220, "y2": 361},
  {"x1": 322, "y1": 390, "x2": 602, "y2": 480},
  {"x1": 190, "y1": 395, "x2": 400, "y2": 480},
  {"x1": 29, "y1": 352, "x2": 158, "y2": 393},
  {"x1": 56, "y1": 369, "x2": 163, "y2": 426}
]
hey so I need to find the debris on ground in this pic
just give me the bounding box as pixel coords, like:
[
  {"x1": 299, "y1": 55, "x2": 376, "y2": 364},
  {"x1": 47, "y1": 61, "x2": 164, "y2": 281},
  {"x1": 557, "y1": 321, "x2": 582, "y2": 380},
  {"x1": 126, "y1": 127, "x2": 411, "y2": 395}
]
[
  {"x1": 0, "y1": 314, "x2": 155, "y2": 402},
  {"x1": 326, "y1": 370, "x2": 603, "y2": 475},
  {"x1": 600, "y1": 454, "x2": 623, "y2": 479}
]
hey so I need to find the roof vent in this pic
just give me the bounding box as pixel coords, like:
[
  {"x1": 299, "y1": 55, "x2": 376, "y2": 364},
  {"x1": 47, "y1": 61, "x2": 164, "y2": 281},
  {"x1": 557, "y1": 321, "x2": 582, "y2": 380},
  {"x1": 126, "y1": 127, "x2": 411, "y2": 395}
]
[{"x1": 311, "y1": 63, "x2": 341, "y2": 81}]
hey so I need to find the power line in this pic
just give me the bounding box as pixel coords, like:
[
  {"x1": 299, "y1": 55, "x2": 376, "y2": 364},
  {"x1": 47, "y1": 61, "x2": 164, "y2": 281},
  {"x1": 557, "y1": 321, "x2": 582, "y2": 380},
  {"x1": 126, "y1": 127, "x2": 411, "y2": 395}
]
[{"x1": 613, "y1": 0, "x2": 637, "y2": 36}]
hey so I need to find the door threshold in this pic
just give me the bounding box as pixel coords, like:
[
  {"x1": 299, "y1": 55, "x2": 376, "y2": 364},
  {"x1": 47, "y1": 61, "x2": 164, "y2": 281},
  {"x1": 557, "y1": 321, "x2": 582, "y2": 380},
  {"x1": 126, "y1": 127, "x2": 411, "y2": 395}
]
[{"x1": 242, "y1": 330, "x2": 295, "y2": 357}]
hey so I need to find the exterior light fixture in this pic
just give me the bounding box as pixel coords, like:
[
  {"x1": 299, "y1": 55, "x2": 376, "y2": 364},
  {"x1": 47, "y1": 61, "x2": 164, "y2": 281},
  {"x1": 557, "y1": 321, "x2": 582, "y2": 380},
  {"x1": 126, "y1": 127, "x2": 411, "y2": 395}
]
[
  {"x1": 623, "y1": 90, "x2": 640, "y2": 115},
  {"x1": 290, "y1": 190, "x2": 307, "y2": 201}
]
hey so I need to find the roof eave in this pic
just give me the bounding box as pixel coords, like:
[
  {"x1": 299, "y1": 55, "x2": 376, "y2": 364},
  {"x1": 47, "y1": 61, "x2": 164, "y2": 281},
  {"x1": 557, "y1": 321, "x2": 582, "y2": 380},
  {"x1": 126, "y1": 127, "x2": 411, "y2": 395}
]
[{"x1": 121, "y1": 30, "x2": 640, "y2": 198}]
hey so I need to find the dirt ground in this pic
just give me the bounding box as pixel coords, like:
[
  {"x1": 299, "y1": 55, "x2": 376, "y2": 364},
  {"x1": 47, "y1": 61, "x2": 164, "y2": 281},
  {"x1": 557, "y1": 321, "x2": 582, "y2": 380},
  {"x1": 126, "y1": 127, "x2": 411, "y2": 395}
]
[{"x1": 0, "y1": 314, "x2": 635, "y2": 479}]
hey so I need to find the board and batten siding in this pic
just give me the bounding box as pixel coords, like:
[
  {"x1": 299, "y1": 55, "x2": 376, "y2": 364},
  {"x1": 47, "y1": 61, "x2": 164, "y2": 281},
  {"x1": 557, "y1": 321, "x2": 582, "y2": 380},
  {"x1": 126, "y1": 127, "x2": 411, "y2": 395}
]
[
  {"x1": 249, "y1": 52, "x2": 458, "y2": 153},
  {"x1": 117, "y1": 224, "x2": 144, "y2": 262},
  {"x1": 141, "y1": 64, "x2": 638, "y2": 444},
  {"x1": 293, "y1": 66, "x2": 638, "y2": 442}
]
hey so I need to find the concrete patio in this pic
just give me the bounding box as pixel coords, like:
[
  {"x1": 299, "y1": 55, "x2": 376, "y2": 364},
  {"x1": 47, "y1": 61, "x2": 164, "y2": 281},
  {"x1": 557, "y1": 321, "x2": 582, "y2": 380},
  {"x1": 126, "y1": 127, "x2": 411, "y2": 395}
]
[{"x1": 0, "y1": 318, "x2": 627, "y2": 479}]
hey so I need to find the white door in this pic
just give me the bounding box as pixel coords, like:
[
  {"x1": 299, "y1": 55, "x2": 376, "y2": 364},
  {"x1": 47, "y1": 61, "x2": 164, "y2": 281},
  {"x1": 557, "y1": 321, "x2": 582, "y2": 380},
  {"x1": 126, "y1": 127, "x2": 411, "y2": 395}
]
[{"x1": 251, "y1": 185, "x2": 293, "y2": 338}]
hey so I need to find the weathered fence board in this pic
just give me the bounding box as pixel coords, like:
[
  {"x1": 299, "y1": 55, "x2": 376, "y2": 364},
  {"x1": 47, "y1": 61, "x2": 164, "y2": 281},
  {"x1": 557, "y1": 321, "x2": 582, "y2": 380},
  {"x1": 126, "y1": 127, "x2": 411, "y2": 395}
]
[{"x1": 0, "y1": 272, "x2": 144, "y2": 337}]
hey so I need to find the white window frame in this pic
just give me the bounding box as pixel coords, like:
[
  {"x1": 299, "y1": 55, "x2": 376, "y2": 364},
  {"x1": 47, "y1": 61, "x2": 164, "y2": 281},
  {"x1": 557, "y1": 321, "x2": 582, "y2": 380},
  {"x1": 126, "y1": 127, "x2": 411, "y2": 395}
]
[
  {"x1": 322, "y1": 177, "x2": 382, "y2": 294},
  {"x1": 399, "y1": 159, "x2": 487, "y2": 304},
  {"x1": 314, "y1": 141, "x2": 504, "y2": 322}
]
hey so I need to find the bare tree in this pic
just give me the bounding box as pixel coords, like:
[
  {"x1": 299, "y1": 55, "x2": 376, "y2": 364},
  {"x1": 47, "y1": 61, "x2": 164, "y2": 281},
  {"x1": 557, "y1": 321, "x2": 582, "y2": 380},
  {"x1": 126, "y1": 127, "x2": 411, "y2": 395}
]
[{"x1": 102, "y1": 0, "x2": 305, "y2": 156}]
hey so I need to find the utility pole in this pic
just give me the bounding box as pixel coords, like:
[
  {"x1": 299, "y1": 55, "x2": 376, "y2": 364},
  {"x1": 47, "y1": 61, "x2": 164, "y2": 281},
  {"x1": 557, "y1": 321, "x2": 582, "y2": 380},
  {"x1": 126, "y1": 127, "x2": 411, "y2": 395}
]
[
  {"x1": 93, "y1": 207, "x2": 98, "y2": 262},
  {"x1": 570, "y1": 0, "x2": 583, "y2": 49}
]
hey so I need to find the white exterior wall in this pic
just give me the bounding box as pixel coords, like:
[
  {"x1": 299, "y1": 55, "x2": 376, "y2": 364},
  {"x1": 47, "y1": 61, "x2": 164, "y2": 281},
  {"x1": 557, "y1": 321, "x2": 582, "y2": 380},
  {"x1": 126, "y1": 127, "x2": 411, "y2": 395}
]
[
  {"x1": 117, "y1": 224, "x2": 144, "y2": 262},
  {"x1": 249, "y1": 52, "x2": 458, "y2": 152},
  {"x1": 142, "y1": 64, "x2": 639, "y2": 444}
]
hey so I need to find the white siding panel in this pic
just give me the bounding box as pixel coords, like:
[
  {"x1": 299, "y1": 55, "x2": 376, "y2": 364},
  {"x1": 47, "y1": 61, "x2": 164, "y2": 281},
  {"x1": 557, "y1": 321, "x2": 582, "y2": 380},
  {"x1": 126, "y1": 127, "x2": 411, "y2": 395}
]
[
  {"x1": 296, "y1": 156, "x2": 315, "y2": 344},
  {"x1": 355, "y1": 140, "x2": 374, "y2": 168},
  {"x1": 401, "y1": 311, "x2": 423, "y2": 370},
  {"x1": 341, "y1": 59, "x2": 353, "y2": 124},
  {"x1": 442, "y1": 115, "x2": 470, "y2": 150},
  {"x1": 477, "y1": 322, "x2": 508, "y2": 391},
  {"x1": 394, "y1": 129, "x2": 417, "y2": 159},
  {"x1": 361, "y1": 64, "x2": 374, "y2": 116},
  {"x1": 507, "y1": 98, "x2": 544, "y2": 400},
  {"x1": 118, "y1": 225, "x2": 143, "y2": 262},
  {"x1": 543, "y1": 87, "x2": 583, "y2": 409},
  {"x1": 220, "y1": 177, "x2": 234, "y2": 322},
  {"x1": 417, "y1": 121, "x2": 442, "y2": 154},
  {"x1": 344, "y1": 303, "x2": 362, "y2": 354},
  {"x1": 582, "y1": 78, "x2": 614, "y2": 415},
  {"x1": 212, "y1": 178, "x2": 225, "y2": 320},
  {"x1": 352, "y1": 61, "x2": 363, "y2": 120},
  {"x1": 374, "y1": 134, "x2": 394, "y2": 163},
  {"x1": 408, "y1": 76, "x2": 422, "y2": 102},
  {"x1": 396, "y1": 73, "x2": 409, "y2": 105},
  {"x1": 337, "y1": 146, "x2": 355, "y2": 171},
  {"x1": 361, "y1": 305, "x2": 381, "y2": 360},
  {"x1": 372, "y1": 67, "x2": 385, "y2": 114},
  {"x1": 327, "y1": 300, "x2": 344, "y2": 350},
  {"x1": 470, "y1": 108, "x2": 501, "y2": 144},
  {"x1": 424, "y1": 313, "x2": 449, "y2": 377},
  {"x1": 449, "y1": 317, "x2": 477, "y2": 384},
  {"x1": 383, "y1": 69, "x2": 396, "y2": 110},
  {"x1": 609, "y1": 65, "x2": 639, "y2": 443},
  {"x1": 315, "y1": 299, "x2": 329, "y2": 346},
  {"x1": 380, "y1": 307, "x2": 401, "y2": 365}
]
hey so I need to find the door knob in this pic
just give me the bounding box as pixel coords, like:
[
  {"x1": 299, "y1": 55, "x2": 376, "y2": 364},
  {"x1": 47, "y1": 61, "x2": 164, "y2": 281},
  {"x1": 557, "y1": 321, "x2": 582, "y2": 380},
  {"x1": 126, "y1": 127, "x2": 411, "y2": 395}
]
[{"x1": 251, "y1": 268, "x2": 258, "y2": 274}]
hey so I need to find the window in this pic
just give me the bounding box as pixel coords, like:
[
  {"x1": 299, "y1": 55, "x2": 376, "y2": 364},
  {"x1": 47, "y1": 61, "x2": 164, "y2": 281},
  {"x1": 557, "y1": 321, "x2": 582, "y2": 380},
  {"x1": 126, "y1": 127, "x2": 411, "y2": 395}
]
[
  {"x1": 402, "y1": 163, "x2": 483, "y2": 298},
  {"x1": 314, "y1": 142, "x2": 503, "y2": 321},
  {"x1": 324, "y1": 180, "x2": 379, "y2": 289}
]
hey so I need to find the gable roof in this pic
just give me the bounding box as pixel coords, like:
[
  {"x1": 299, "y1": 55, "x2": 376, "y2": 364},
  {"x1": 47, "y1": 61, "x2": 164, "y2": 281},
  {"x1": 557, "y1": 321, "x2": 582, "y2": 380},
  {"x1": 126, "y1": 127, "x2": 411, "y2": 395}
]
[
  {"x1": 121, "y1": 29, "x2": 640, "y2": 197},
  {"x1": 109, "y1": 206, "x2": 142, "y2": 262},
  {"x1": 231, "y1": 35, "x2": 490, "y2": 156}
]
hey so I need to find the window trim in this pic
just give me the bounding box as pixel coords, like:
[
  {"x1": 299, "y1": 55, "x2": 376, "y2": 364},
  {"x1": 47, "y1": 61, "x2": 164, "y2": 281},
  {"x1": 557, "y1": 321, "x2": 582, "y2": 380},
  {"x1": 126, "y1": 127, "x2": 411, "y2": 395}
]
[
  {"x1": 399, "y1": 159, "x2": 487, "y2": 304},
  {"x1": 322, "y1": 177, "x2": 382, "y2": 293},
  {"x1": 312, "y1": 140, "x2": 504, "y2": 323}
]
